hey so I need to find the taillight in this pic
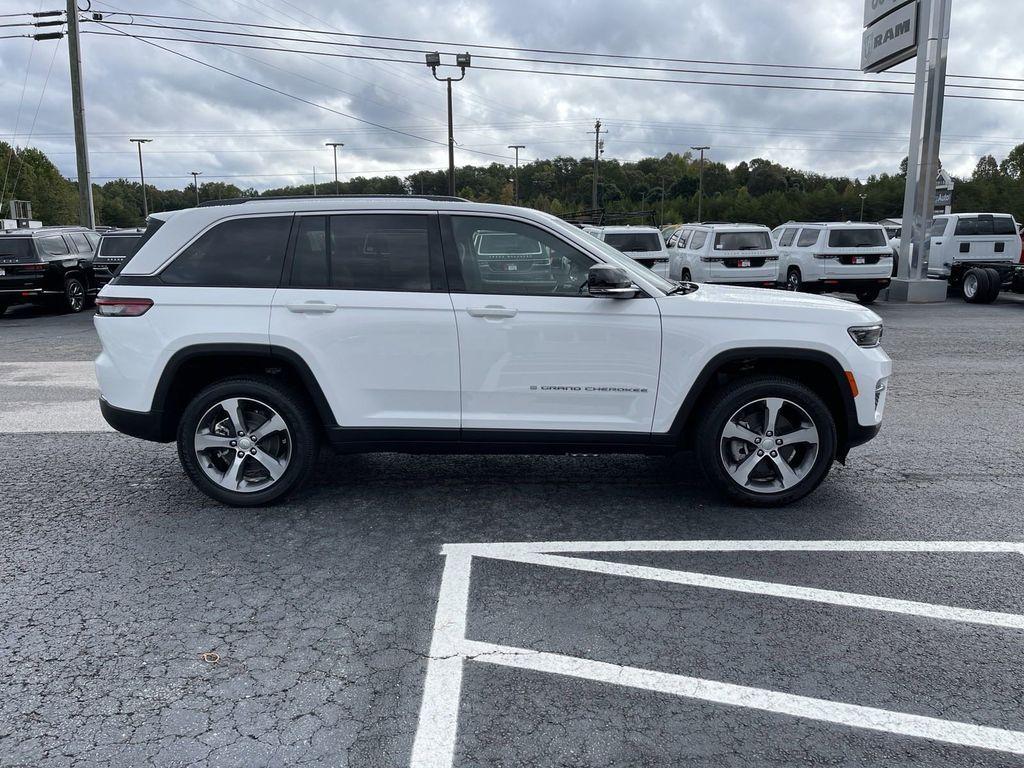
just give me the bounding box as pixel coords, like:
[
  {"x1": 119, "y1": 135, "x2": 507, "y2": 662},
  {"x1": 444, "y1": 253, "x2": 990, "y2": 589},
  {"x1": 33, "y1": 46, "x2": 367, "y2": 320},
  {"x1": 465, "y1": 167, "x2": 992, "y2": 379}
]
[{"x1": 95, "y1": 297, "x2": 153, "y2": 317}]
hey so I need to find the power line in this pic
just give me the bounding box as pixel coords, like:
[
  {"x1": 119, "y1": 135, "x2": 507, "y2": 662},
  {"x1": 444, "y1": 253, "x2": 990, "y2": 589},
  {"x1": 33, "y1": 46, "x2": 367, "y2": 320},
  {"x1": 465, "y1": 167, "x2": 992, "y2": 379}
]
[
  {"x1": 87, "y1": 23, "x2": 512, "y2": 160},
  {"x1": 9, "y1": 31, "x2": 62, "y2": 200},
  {"x1": 84, "y1": 19, "x2": 1024, "y2": 94},
  {"x1": 85, "y1": 10, "x2": 1024, "y2": 85}
]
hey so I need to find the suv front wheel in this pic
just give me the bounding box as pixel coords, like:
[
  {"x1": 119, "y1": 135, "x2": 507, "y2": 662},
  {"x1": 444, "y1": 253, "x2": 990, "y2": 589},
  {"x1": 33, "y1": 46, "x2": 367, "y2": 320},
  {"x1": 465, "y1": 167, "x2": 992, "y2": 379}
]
[
  {"x1": 177, "y1": 376, "x2": 319, "y2": 506},
  {"x1": 695, "y1": 376, "x2": 837, "y2": 506}
]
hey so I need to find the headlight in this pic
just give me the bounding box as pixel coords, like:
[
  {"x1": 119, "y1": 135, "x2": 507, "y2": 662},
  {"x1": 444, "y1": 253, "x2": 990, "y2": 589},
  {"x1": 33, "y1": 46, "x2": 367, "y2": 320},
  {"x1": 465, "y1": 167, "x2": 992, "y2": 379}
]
[{"x1": 848, "y1": 324, "x2": 883, "y2": 347}]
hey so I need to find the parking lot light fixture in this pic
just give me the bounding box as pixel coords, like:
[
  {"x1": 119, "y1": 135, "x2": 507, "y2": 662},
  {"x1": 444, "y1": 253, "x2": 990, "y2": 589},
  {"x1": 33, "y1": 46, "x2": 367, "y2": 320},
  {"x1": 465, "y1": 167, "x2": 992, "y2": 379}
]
[
  {"x1": 325, "y1": 142, "x2": 344, "y2": 195},
  {"x1": 129, "y1": 138, "x2": 152, "y2": 219},
  {"x1": 190, "y1": 171, "x2": 202, "y2": 207},
  {"x1": 426, "y1": 52, "x2": 471, "y2": 197}
]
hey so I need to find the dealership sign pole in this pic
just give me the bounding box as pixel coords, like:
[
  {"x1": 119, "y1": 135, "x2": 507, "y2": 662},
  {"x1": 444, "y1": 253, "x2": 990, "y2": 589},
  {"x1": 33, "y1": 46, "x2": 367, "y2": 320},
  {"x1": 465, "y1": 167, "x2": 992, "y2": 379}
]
[{"x1": 862, "y1": 0, "x2": 952, "y2": 302}]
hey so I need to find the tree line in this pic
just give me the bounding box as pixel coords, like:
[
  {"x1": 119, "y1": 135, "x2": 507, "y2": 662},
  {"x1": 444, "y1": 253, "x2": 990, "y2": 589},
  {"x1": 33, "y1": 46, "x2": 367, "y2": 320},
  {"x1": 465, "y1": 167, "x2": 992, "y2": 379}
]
[{"x1": 3, "y1": 139, "x2": 1024, "y2": 229}]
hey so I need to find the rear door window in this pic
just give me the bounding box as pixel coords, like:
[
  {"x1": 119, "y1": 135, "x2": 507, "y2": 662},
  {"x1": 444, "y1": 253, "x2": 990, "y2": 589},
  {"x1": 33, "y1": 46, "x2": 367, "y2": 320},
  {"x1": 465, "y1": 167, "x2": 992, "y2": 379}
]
[
  {"x1": 290, "y1": 214, "x2": 437, "y2": 292},
  {"x1": 161, "y1": 216, "x2": 291, "y2": 287},
  {"x1": 69, "y1": 233, "x2": 93, "y2": 253},
  {"x1": 796, "y1": 229, "x2": 820, "y2": 248}
]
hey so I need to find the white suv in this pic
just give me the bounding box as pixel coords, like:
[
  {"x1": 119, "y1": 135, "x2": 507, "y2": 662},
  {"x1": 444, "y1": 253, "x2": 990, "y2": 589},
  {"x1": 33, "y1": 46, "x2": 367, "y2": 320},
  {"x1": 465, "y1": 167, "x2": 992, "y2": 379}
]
[
  {"x1": 95, "y1": 196, "x2": 890, "y2": 507},
  {"x1": 772, "y1": 222, "x2": 893, "y2": 305},
  {"x1": 667, "y1": 223, "x2": 779, "y2": 286},
  {"x1": 582, "y1": 225, "x2": 670, "y2": 278}
]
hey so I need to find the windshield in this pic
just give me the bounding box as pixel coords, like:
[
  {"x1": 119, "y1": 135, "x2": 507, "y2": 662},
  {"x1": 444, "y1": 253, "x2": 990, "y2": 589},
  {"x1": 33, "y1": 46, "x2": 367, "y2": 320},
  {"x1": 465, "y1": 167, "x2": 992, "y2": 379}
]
[
  {"x1": 602, "y1": 232, "x2": 663, "y2": 253},
  {"x1": 828, "y1": 228, "x2": 887, "y2": 248},
  {"x1": 98, "y1": 235, "x2": 141, "y2": 259},
  {"x1": 0, "y1": 237, "x2": 33, "y2": 262},
  {"x1": 714, "y1": 232, "x2": 770, "y2": 251}
]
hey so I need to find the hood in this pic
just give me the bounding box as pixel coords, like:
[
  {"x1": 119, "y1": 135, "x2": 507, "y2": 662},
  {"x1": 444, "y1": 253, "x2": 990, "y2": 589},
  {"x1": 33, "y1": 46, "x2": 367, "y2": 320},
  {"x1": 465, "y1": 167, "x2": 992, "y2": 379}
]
[{"x1": 659, "y1": 283, "x2": 882, "y2": 326}]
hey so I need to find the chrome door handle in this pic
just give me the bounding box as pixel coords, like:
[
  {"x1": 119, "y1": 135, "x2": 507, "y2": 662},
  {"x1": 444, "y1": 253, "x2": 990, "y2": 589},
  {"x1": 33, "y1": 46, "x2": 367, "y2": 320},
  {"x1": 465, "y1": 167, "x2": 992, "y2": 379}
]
[
  {"x1": 467, "y1": 306, "x2": 517, "y2": 319},
  {"x1": 286, "y1": 301, "x2": 337, "y2": 314}
]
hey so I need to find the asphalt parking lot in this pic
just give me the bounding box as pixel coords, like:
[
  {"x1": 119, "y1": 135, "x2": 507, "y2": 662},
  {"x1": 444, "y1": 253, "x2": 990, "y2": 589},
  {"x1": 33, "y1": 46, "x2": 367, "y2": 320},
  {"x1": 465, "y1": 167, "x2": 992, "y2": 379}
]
[{"x1": 2, "y1": 293, "x2": 1024, "y2": 767}]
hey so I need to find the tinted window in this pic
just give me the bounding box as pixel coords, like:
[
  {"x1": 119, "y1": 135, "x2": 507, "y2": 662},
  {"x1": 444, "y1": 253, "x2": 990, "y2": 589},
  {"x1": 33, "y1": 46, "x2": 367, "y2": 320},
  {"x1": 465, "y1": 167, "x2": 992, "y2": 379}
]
[
  {"x1": 974, "y1": 216, "x2": 995, "y2": 236},
  {"x1": 37, "y1": 235, "x2": 70, "y2": 256},
  {"x1": 954, "y1": 217, "x2": 978, "y2": 236},
  {"x1": 827, "y1": 228, "x2": 887, "y2": 247},
  {"x1": 0, "y1": 237, "x2": 33, "y2": 261},
  {"x1": 69, "y1": 232, "x2": 93, "y2": 253},
  {"x1": 85, "y1": 232, "x2": 101, "y2": 249},
  {"x1": 161, "y1": 216, "x2": 291, "y2": 287},
  {"x1": 779, "y1": 228, "x2": 798, "y2": 247},
  {"x1": 993, "y1": 216, "x2": 1017, "y2": 235},
  {"x1": 450, "y1": 216, "x2": 594, "y2": 296},
  {"x1": 689, "y1": 230, "x2": 708, "y2": 250},
  {"x1": 602, "y1": 232, "x2": 663, "y2": 253},
  {"x1": 290, "y1": 214, "x2": 433, "y2": 291},
  {"x1": 98, "y1": 235, "x2": 141, "y2": 260},
  {"x1": 929, "y1": 218, "x2": 948, "y2": 237},
  {"x1": 714, "y1": 231, "x2": 771, "y2": 251},
  {"x1": 796, "y1": 228, "x2": 820, "y2": 248}
]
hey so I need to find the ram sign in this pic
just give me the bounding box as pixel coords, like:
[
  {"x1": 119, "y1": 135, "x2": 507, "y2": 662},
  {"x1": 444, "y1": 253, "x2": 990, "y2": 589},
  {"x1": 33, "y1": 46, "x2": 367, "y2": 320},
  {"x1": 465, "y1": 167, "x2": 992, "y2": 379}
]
[{"x1": 861, "y1": 1, "x2": 919, "y2": 73}]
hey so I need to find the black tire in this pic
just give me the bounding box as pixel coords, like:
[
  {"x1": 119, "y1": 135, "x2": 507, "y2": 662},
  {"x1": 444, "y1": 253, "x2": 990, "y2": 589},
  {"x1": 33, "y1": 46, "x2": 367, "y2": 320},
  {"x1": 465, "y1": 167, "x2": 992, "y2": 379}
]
[
  {"x1": 891, "y1": 249, "x2": 900, "y2": 277},
  {"x1": 962, "y1": 268, "x2": 990, "y2": 304},
  {"x1": 855, "y1": 286, "x2": 880, "y2": 305},
  {"x1": 982, "y1": 267, "x2": 1002, "y2": 303},
  {"x1": 695, "y1": 375, "x2": 837, "y2": 507},
  {"x1": 177, "y1": 376, "x2": 320, "y2": 506},
  {"x1": 785, "y1": 267, "x2": 802, "y2": 292},
  {"x1": 62, "y1": 275, "x2": 87, "y2": 313},
  {"x1": 0, "y1": 301, "x2": 8, "y2": 317},
  {"x1": 680, "y1": 268, "x2": 692, "y2": 282}
]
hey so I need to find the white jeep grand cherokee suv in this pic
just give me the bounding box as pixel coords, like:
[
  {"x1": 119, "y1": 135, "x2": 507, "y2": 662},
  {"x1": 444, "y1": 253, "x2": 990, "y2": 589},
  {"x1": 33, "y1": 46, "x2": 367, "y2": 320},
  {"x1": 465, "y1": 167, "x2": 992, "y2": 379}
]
[{"x1": 95, "y1": 196, "x2": 890, "y2": 507}]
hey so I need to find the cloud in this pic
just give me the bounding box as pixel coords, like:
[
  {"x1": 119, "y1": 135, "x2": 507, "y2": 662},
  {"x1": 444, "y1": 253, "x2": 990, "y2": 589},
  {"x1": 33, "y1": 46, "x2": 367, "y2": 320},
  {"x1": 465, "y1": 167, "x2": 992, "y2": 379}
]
[{"x1": 1, "y1": 0, "x2": 1022, "y2": 191}]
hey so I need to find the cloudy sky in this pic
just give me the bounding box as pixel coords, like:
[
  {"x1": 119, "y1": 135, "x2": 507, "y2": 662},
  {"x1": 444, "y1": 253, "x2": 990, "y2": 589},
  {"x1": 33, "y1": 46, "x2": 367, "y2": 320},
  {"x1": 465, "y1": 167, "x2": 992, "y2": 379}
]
[{"x1": 1, "y1": 0, "x2": 1023, "y2": 191}]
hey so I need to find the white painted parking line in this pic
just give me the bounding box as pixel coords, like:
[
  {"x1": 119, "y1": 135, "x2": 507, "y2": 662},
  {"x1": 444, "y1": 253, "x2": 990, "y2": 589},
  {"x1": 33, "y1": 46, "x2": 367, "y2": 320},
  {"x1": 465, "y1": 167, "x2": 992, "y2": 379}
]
[
  {"x1": 0, "y1": 361, "x2": 109, "y2": 434},
  {"x1": 411, "y1": 540, "x2": 1024, "y2": 767}
]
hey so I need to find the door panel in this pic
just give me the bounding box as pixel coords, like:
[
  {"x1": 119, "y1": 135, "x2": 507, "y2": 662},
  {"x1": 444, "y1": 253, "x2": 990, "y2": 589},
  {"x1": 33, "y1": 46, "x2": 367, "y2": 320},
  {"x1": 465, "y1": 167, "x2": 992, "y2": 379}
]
[
  {"x1": 442, "y1": 213, "x2": 662, "y2": 433},
  {"x1": 270, "y1": 212, "x2": 460, "y2": 429}
]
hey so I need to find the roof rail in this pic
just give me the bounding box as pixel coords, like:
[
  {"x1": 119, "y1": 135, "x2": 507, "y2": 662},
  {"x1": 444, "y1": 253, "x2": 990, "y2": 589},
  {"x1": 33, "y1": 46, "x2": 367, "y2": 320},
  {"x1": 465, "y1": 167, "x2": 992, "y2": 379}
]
[{"x1": 197, "y1": 194, "x2": 469, "y2": 208}]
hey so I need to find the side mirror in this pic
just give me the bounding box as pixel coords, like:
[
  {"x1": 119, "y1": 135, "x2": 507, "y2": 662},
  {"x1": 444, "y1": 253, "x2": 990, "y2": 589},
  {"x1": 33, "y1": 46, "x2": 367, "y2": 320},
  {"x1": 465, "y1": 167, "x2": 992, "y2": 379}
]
[{"x1": 588, "y1": 264, "x2": 636, "y2": 298}]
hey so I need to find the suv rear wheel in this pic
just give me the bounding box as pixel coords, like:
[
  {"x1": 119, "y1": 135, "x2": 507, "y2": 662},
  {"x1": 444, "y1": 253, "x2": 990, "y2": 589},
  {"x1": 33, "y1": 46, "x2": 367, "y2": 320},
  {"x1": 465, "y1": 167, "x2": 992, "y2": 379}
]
[
  {"x1": 62, "y1": 275, "x2": 86, "y2": 313},
  {"x1": 785, "y1": 268, "x2": 802, "y2": 292},
  {"x1": 695, "y1": 376, "x2": 837, "y2": 506},
  {"x1": 855, "y1": 286, "x2": 880, "y2": 305},
  {"x1": 177, "y1": 376, "x2": 319, "y2": 506}
]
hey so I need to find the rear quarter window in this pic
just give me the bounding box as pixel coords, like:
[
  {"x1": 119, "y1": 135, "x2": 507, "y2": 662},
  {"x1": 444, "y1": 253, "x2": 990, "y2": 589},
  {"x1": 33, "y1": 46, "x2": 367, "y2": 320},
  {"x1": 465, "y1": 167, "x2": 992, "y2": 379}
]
[
  {"x1": 796, "y1": 229, "x2": 821, "y2": 248},
  {"x1": 160, "y1": 216, "x2": 292, "y2": 287}
]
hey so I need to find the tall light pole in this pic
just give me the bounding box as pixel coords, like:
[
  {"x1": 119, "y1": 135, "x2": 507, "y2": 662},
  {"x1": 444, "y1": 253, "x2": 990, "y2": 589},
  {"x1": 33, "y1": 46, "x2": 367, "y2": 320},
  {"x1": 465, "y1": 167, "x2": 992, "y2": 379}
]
[
  {"x1": 190, "y1": 171, "x2": 201, "y2": 207},
  {"x1": 859, "y1": 193, "x2": 867, "y2": 222},
  {"x1": 325, "y1": 142, "x2": 344, "y2": 195},
  {"x1": 589, "y1": 119, "x2": 605, "y2": 212},
  {"x1": 129, "y1": 138, "x2": 152, "y2": 219},
  {"x1": 507, "y1": 144, "x2": 525, "y2": 204},
  {"x1": 426, "y1": 52, "x2": 471, "y2": 197},
  {"x1": 690, "y1": 146, "x2": 710, "y2": 221},
  {"x1": 659, "y1": 175, "x2": 666, "y2": 226}
]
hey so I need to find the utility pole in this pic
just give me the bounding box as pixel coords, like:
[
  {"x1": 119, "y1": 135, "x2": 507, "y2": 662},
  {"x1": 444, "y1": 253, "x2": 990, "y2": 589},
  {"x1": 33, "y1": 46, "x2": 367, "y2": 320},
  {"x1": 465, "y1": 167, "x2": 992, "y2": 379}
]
[
  {"x1": 859, "y1": 193, "x2": 867, "y2": 222},
  {"x1": 507, "y1": 144, "x2": 525, "y2": 204},
  {"x1": 129, "y1": 138, "x2": 152, "y2": 220},
  {"x1": 67, "y1": 0, "x2": 95, "y2": 228},
  {"x1": 426, "y1": 52, "x2": 471, "y2": 197},
  {"x1": 690, "y1": 146, "x2": 710, "y2": 222},
  {"x1": 659, "y1": 175, "x2": 666, "y2": 226},
  {"x1": 190, "y1": 171, "x2": 201, "y2": 206},
  {"x1": 589, "y1": 119, "x2": 605, "y2": 212},
  {"x1": 325, "y1": 142, "x2": 343, "y2": 194},
  {"x1": 312, "y1": 166, "x2": 317, "y2": 196}
]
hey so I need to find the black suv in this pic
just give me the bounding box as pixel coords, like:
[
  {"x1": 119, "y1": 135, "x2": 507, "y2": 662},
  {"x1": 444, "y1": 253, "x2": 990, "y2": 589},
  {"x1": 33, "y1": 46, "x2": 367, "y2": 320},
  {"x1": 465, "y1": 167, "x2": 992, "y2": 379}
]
[
  {"x1": 93, "y1": 228, "x2": 144, "y2": 287},
  {"x1": 0, "y1": 226, "x2": 100, "y2": 315}
]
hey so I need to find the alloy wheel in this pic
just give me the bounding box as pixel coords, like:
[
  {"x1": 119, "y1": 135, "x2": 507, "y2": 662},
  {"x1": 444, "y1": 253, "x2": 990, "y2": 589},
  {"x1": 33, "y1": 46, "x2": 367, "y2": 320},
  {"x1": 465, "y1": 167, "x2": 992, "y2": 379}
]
[
  {"x1": 719, "y1": 397, "x2": 820, "y2": 494},
  {"x1": 66, "y1": 279, "x2": 85, "y2": 312},
  {"x1": 194, "y1": 397, "x2": 292, "y2": 493}
]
